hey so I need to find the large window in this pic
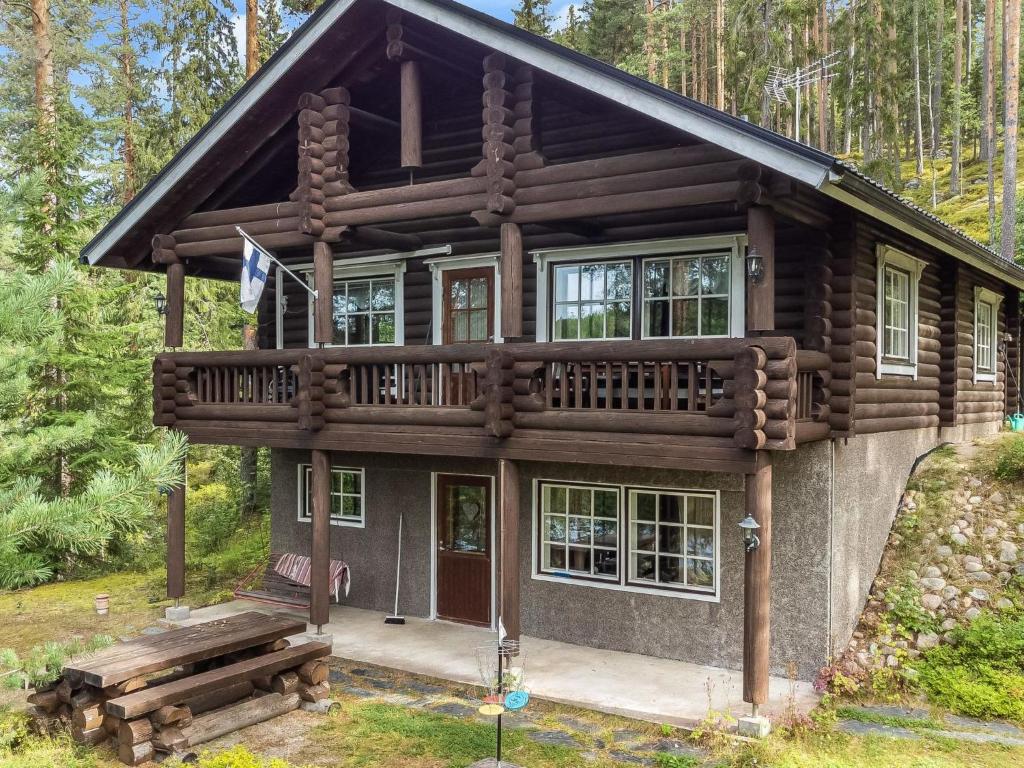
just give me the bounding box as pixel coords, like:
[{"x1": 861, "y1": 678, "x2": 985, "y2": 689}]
[
  {"x1": 642, "y1": 253, "x2": 731, "y2": 338},
  {"x1": 539, "y1": 483, "x2": 620, "y2": 580},
  {"x1": 627, "y1": 490, "x2": 716, "y2": 592},
  {"x1": 551, "y1": 261, "x2": 632, "y2": 340},
  {"x1": 535, "y1": 481, "x2": 719, "y2": 599},
  {"x1": 875, "y1": 246, "x2": 925, "y2": 378},
  {"x1": 297, "y1": 464, "x2": 364, "y2": 527},
  {"x1": 331, "y1": 277, "x2": 396, "y2": 346},
  {"x1": 974, "y1": 287, "x2": 1003, "y2": 382}
]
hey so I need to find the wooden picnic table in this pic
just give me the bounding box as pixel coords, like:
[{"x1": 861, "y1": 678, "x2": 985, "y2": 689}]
[{"x1": 63, "y1": 611, "x2": 305, "y2": 688}]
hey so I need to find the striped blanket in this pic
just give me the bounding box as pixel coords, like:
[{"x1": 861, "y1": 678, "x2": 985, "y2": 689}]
[{"x1": 274, "y1": 553, "x2": 351, "y2": 601}]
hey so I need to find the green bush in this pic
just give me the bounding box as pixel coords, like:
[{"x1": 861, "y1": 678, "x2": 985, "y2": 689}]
[
  {"x1": 991, "y1": 435, "x2": 1024, "y2": 480},
  {"x1": 0, "y1": 634, "x2": 114, "y2": 690},
  {"x1": 187, "y1": 481, "x2": 241, "y2": 557},
  {"x1": 914, "y1": 612, "x2": 1024, "y2": 721},
  {"x1": 884, "y1": 578, "x2": 939, "y2": 636}
]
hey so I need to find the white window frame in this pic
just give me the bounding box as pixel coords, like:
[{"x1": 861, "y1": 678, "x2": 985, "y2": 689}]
[
  {"x1": 305, "y1": 259, "x2": 407, "y2": 348},
  {"x1": 537, "y1": 482, "x2": 621, "y2": 582},
  {"x1": 531, "y1": 236, "x2": 746, "y2": 342},
  {"x1": 296, "y1": 463, "x2": 366, "y2": 528},
  {"x1": 530, "y1": 478, "x2": 721, "y2": 602},
  {"x1": 639, "y1": 252, "x2": 735, "y2": 340},
  {"x1": 875, "y1": 245, "x2": 926, "y2": 379},
  {"x1": 974, "y1": 286, "x2": 1003, "y2": 383},
  {"x1": 550, "y1": 260, "x2": 634, "y2": 341},
  {"x1": 425, "y1": 253, "x2": 502, "y2": 343}
]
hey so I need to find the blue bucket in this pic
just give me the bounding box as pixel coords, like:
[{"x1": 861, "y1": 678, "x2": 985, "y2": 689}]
[{"x1": 1011, "y1": 413, "x2": 1024, "y2": 432}]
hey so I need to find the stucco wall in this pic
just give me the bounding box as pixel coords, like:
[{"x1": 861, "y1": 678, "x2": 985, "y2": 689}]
[{"x1": 270, "y1": 445, "x2": 834, "y2": 679}]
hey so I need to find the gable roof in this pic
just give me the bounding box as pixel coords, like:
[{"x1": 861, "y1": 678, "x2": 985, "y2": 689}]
[{"x1": 81, "y1": 0, "x2": 1024, "y2": 289}]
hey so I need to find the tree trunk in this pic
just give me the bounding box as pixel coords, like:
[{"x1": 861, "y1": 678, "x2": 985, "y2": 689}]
[
  {"x1": 715, "y1": 0, "x2": 725, "y2": 111},
  {"x1": 951, "y1": 0, "x2": 963, "y2": 195},
  {"x1": 120, "y1": 0, "x2": 136, "y2": 203},
  {"x1": 1002, "y1": 0, "x2": 1022, "y2": 259},
  {"x1": 239, "y1": 323, "x2": 259, "y2": 520},
  {"x1": 913, "y1": 0, "x2": 926, "y2": 175},
  {"x1": 31, "y1": 0, "x2": 54, "y2": 127},
  {"x1": 932, "y1": 0, "x2": 945, "y2": 157},
  {"x1": 246, "y1": 0, "x2": 259, "y2": 79},
  {"x1": 645, "y1": 0, "x2": 657, "y2": 83},
  {"x1": 985, "y1": 0, "x2": 997, "y2": 242},
  {"x1": 818, "y1": 0, "x2": 829, "y2": 151}
]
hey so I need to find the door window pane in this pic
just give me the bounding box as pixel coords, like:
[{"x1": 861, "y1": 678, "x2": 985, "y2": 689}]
[
  {"x1": 446, "y1": 271, "x2": 491, "y2": 343},
  {"x1": 446, "y1": 485, "x2": 487, "y2": 553}
]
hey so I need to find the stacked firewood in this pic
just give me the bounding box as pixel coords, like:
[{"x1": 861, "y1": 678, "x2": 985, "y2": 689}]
[{"x1": 25, "y1": 642, "x2": 330, "y2": 765}]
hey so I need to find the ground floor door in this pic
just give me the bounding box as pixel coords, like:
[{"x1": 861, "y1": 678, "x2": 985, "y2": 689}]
[{"x1": 435, "y1": 474, "x2": 492, "y2": 626}]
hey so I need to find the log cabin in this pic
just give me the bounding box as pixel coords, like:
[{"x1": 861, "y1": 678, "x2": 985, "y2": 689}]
[{"x1": 82, "y1": 0, "x2": 1024, "y2": 713}]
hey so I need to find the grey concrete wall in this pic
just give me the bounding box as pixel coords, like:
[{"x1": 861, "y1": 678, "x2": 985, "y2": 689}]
[{"x1": 270, "y1": 446, "x2": 835, "y2": 680}]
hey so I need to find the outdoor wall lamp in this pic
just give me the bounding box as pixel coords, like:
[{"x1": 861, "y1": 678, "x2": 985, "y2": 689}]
[
  {"x1": 739, "y1": 515, "x2": 761, "y2": 552},
  {"x1": 152, "y1": 291, "x2": 168, "y2": 317},
  {"x1": 745, "y1": 247, "x2": 764, "y2": 284}
]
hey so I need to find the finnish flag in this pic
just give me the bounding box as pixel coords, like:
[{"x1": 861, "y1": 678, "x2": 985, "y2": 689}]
[{"x1": 240, "y1": 236, "x2": 272, "y2": 313}]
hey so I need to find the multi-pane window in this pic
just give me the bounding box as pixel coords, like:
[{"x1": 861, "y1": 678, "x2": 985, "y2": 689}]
[
  {"x1": 976, "y1": 299, "x2": 996, "y2": 374},
  {"x1": 330, "y1": 277, "x2": 396, "y2": 346},
  {"x1": 882, "y1": 266, "x2": 911, "y2": 360},
  {"x1": 643, "y1": 254, "x2": 730, "y2": 338},
  {"x1": 298, "y1": 465, "x2": 364, "y2": 526},
  {"x1": 552, "y1": 262, "x2": 632, "y2": 340},
  {"x1": 627, "y1": 490, "x2": 716, "y2": 592},
  {"x1": 539, "y1": 483, "x2": 620, "y2": 580}
]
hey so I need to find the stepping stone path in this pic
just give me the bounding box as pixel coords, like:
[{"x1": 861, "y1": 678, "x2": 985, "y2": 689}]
[
  {"x1": 325, "y1": 658, "x2": 714, "y2": 765},
  {"x1": 836, "y1": 705, "x2": 1024, "y2": 747}
]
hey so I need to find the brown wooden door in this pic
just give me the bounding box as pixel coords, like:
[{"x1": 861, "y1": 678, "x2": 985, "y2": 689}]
[
  {"x1": 435, "y1": 474, "x2": 491, "y2": 626},
  {"x1": 443, "y1": 267, "x2": 494, "y2": 344}
]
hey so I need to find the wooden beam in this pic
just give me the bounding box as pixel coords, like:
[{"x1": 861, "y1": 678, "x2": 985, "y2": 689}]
[
  {"x1": 313, "y1": 241, "x2": 333, "y2": 345},
  {"x1": 746, "y1": 205, "x2": 775, "y2": 332},
  {"x1": 310, "y1": 449, "x2": 331, "y2": 628},
  {"x1": 499, "y1": 458, "x2": 520, "y2": 642},
  {"x1": 349, "y1": 226, "x2": 422, "y2": 251},
  {"x1": 743, "y1": 455, "x2": 772, "y2": 707},
  {"x1": 400, "y1": 60, "x2": 422, "y2": 169},
  {"x1": 500, "y1": 222, "x2": 523, "y2": 338},
  {"x1": 165, "y1": 261, "x2": 185, "y2": 348},
  {"x1": 167, "y1": 479, "x2": 185, "y2": 601}
]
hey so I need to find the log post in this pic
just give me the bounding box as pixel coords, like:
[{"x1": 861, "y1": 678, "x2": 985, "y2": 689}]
[
  {"x1": 165, "y1": 261, "x2": 185, "y2": 348},
  {"x1": 742, "y1": 455, "x2": 772, "y2": 710},
  {"x1": 309, "y1": 448, "x2": 331, "y2": 631},
  {"x1": 313, "y1": 241, "x2": 333, "y2": 345},
  {"x1": 400, "y1": 60, "x2": 422, "y2": 170},
  {"x1": 499, "y1": 458, "x2": 520, "y2": 643},
  {"x1": 746, "y1": 205, "x2": 775, "y2": 332},
  {"x1": 167, "y1": 471, "x2": 185, "y2": 602},
  {"x1": 500, "y1": 222, "x2": 523, "y2": 339}
]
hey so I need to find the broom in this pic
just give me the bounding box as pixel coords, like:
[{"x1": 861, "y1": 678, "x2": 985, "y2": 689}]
[{"x1": 384, "y1": 511, "x2": 405, "y2": 625}]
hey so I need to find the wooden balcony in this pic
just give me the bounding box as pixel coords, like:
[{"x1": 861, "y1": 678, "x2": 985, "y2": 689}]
[{"x1": 154, "y1": 338, "x2": 831, "y2": 473}]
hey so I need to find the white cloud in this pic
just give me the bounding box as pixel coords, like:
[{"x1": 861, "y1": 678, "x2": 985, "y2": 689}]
[{"x1": 550, "y1": 2, "x2": 574, "y2": 32}]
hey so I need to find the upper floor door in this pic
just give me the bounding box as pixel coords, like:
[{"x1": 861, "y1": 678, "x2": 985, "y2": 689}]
[{"x1": 443, "y1": 267, "x2": 494, "y2": 344}]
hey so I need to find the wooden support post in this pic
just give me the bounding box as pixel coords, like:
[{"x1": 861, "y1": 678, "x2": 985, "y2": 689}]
[
  {"x1": 499, "y1": 458, "x2": 520, "y2": 643},
  {"x1": 313, "y1": 241, "x2": 333, "y2": 345},
  {"x1": 746, "y1": 205, "x2": 775, "y2": 332},
  {"x1": 165, "y1": 261, "x2": 184, "y2": 348},
  {"x1": 742, "y1": 455, "x2": 772, "y2": 709},
  {"x1": 309, "y1": 449, "x2": 331, "y2": 630},
  {"x1": 167, "y1": 474, "x2": 185, "y2": 601},
  {"x1": 500, "y1": 222, "x2": 523, "y2": 339},
  {"x1": 400, "y1": 60, "x2": 422, "y2": 169}
]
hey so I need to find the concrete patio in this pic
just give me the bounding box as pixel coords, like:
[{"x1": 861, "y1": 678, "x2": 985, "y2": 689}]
[{"x1": 174, "y1": 600, "x2": 818, "y2": 727}]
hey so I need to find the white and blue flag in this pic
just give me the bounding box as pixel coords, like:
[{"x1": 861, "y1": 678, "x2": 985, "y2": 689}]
[{"x1": 240, "y1": 235, "x2": 272, "y2": 313}]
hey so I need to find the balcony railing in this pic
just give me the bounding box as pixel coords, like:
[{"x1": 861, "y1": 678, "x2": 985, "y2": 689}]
[{"x1": 154, "y1": 338, "x2": 832, "y2": 450}]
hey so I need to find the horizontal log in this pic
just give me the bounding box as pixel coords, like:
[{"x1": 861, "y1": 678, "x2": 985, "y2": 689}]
[
  {"x1": 175, "y1": 232, "x2": 314, "y2": 258},
  {"x1": 181, "y1": 202, "x2": 300, "y2": 230},
  {"x1": 516, "y1": 145, "x2": 737, "y2": 187},
  {"x1": 181, "y1": 692, "x2": 300, "y2": 748},
  {"x1": 173, "y1": 217, "x2": 302, "y2": 244}
]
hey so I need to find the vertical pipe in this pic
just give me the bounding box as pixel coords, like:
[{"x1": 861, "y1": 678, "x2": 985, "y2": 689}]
[
  {"x1": 313, "y1": 241, "x2": 333, "y2": 345},
  {"x1": 310, "y1": 448, "x2": 331, "y2": 629},
  {"x1": 400, "y1": 60, "x2": 422, "y2": 170},
  {"x1": 499, "y1": 458, "x2": 520, "y2": 642},
  {"x1": 167, "y1": 471, "x2": 186, "y2": 601},
  {"x1": 743, "y1": 455, "x2": 772, "y2": 707},
  {"x1": 165, "y1": 261, "x2": 185, "y2": 348},
  {"x1": 746, "y1": 205, "x2": 776, "y2": 332}
]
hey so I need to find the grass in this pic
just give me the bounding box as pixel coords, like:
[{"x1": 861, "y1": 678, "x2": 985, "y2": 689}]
[{"x1": 834, "y1": 706, "x2": 941, "y2": 731}]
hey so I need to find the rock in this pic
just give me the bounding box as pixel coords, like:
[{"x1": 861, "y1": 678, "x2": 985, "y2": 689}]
[
  {"x1": 952, "y1": 533, "x2": 969, "y2": 546},
  {"x1": 999, "y1": 572, "x2": 1013, "y2": 584},
  {"x1": 990, "y1": 491, "x2": 1006, "y2": 504},
  {"x1": 969, "y1": 588, "x2": 990, "y2": 602},
  {"x1": 965, "y1": 607, "x2": 982, "y2": 620},
  {"x1": 920, "y1": 577, "x2": 946, "y2": 591},
  {"x1": 969, "y1": 572, "x2": 993, "y2": 582},
  {"x1": 905, "y1": 178, "x2": 922, "y2": 190},
  {"x1": 965, "y1": 560, "x2": 984, "y2": 573},
  {"x1": 916, "y1": 632, "x2": 941, "y2": 651},
  {"x1": 935, "y1": 545, "x2": 953, "y2": 558},
  {"x1": 968, "y1": 496, "x2": 983, "y2": 506},
  {"x1": 968, "y1": 477, "x2": 982, "y2": 487},
  {"x1": 1017, "y1": 523, "x2": 1024, "y2": 536},
  {"x1": 957, "y1": 518, "x2": 971, "y2": 529},
  {"x1": 886, "y1": 654, "x2": 899, "y2": 668},
  {"x1": 941, "y1": 618, "x2": 958, "y2": 631},
  {"x1": 999, "y1": 541, "x2": 1019, "y2": 563},
  {"x1": 922, "y1": 565, "x2": 943, "y2": 579},
  {"x1": 996, "y1": 598, "x2": 1015, "y2": 610},
  {"x1": 949, "y1": 524, "x2": 962, "y2": 536},
  {"x1": 942, "y1": 585, "x2": 961, "y2": 599},
  {"x1": 921, "y1": 593, "x2": 943, "y2": 610},
  {"x1": 983, "y1": 526, "x2": 1000, "y2": 539}
]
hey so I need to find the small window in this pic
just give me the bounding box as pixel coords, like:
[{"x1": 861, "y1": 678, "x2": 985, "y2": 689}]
[
  {"x1": 642, "y1": 253, "x2": 730, "y2": 338},
  {"x1": 539, "y1": 483, "x2": 620, "y2": 580},
  {"x1": 331, "y1": 277, "x2": 396, "y2": 346},
  {"x1": 298, "y1": 464, "x2": 364, "y2": 526},
  {"x1": 627, "y1": 489, "x2": 717, "y2": 592},
  {"x1": 882, "y1": 265, "x2": 911, "y2": 360},
  {"x1": 551, "y1": 261, "x2": 632, "y2": 340},
  {"x1": 974, "y1": 287, "x2": 1003, "y2": 382}
]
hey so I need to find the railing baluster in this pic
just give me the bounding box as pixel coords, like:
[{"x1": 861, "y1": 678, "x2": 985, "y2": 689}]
[
  {"x1": 654, "y1": 361, "x2": 662, "y2": 410},
  {"x1": 669, "y1": 362, "x2": 678, "y2": 411},
  {"x1": 687, "y1": 362, "x2": 697, "y2": 412},
  {"x1": 419, "y1": 364, "x2": 428, "y2": 406},
  {"x1": 545, "y1": 363, "x2": 554, "y2": 408},
  {"x1": 604, "y1": 362, "x2": 613, "y2": 410},
  {"x1": 620, "y1": 362, "x2": 628, "y2": 410}
]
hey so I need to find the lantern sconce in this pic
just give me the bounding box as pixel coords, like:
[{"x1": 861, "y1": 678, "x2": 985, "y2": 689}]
[
  {"x1": 152, "y1": 291, "x2": 168, "y2": 317},
  {"x1": 739, "y1": 515, "x2": 761, "y2": 552},
  {"x1": 745, "y1": 247, "x2": 764, "y2": 284}
]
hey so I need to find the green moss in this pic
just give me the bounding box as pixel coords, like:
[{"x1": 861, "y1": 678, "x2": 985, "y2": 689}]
[{"x1": 833, "y1": 706, "x2": 940, "y2": 731}]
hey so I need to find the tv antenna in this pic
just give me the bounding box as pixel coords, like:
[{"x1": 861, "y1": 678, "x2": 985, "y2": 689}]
[{"x1": 763, "y1": 51, "x2": 843, "y2": 143}]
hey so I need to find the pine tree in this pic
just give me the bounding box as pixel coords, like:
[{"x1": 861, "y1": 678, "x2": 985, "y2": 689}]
[
  {"x1": 553, "y1": 4, "x2": 584, "y2": 49},
  {"x1": 514, "y1": 0, "x2": 554, "y2": 37}
]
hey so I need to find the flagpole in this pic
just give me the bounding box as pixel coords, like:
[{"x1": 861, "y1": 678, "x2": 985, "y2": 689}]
[{"x1": 236, "y1": 226, "x2": 319, "y2": 299}]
